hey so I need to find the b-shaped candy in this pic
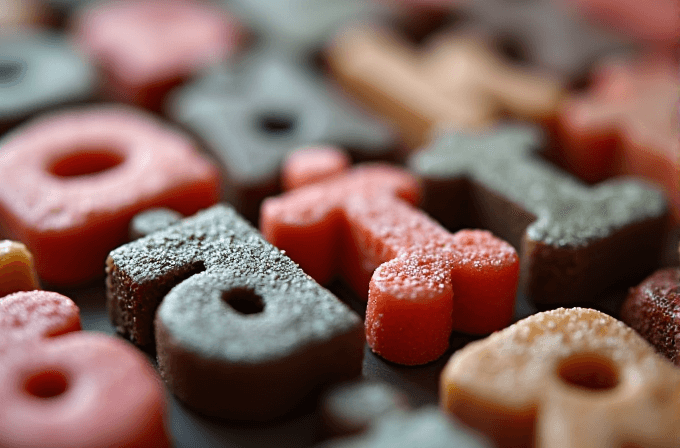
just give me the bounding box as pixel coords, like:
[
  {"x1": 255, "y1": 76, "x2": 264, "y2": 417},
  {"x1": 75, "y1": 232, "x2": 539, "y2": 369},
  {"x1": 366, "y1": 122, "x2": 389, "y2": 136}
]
[
  {"x1": 441, "y1": 308, "x2": 680, "y2": 448},
  {"x1": 168, "y1": 47, "x2": 396, "y2": 223},
  {"x1": 0, "y1": 240, "x2": 40, "y2": 297},
  {"x1": 409, "y1": 125, "x2": 667, "y2": 305},
  {"x1": 73, "y1": 0, "x2": 242, "y2": 111},
  {"x1": 261, "y1": 150, "x2": 519, "y2": 365},
  {"x1": 327, "y1": 24, "x2": 563, "y2": 148},
  {"x1": 107, "y1": 204, "x2": 364, "y2": 420},
  {"x1": 0, "y1": 106, "x2": 220, "y2": 285},
  {"x1": 0, "y1": 290, "x2": 80, "y2": 352},
  {"x1": 0, "y1": 332, "x2": 170, "y2": 448}
]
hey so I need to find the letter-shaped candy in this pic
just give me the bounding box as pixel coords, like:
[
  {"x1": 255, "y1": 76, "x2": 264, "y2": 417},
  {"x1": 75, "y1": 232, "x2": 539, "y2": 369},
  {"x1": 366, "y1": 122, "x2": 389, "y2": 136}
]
[
  {"x1": 0, "y1": 106, "x2": 220, "y2": 285},
  {"x1": 261, "y1": 151, "x2": 519, "y2": 365},
  {"x1": 0, "y1": 332, "x2": 170, "y2": 448},
  {"x1": 0, "y1": 240, "x2": 40, "y2": 297},
  {"x1": 441, "y1": 308, "x2": 680, "y2": 448},
  {"x1": 409, "y1": 125, "x2": 667, "y2": 305},
  {"x1": 73, "y1": 0, "x2": 242, "y2": 111},
  {"x1": 168, "y1": 48, "x2": 396, "y2": 223},
  {"x1": 107, "y1": 204, "x2": 364, "y2": 420}
]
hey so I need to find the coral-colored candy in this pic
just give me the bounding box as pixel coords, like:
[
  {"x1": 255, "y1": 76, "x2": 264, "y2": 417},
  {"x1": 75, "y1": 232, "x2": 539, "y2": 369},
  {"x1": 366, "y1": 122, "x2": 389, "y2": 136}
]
[
  {"x1": 281, "y1": 146, "x2": 351, "y2": 191},
  {"x1": 261, "y1": 148, "x2": 518, "y2": 365},
  {"x1": 73, "y1": 0, "x2": 241, "y2": 111},
  {"x1": 0, "y1": 106, "x2": 220, "y2": 285},
  {"x1": 0, "y1": 332, "x2": 170, "y2": 448},
  {"x1": 0, "y1": 290, "x2": 80, "y2": 352},
  {"x1": 557, "y1": 53, "x2": 680, "y2": 220}
]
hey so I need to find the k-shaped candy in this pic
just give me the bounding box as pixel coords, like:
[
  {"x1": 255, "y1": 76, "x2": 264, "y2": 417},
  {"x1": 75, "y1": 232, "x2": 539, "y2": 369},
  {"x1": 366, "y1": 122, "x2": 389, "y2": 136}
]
[
  {"x1": 327, "y1": 24, "x2": 562, "y2": 148},
  {"x1": 261, "y1": 148, "x2": 519, "y2": 365},
  {"x1": 409, "y1": 125, "x2": 667, "y2": 305},
  {"x1": 441, "y1": 308, "x2": 680, "y2": 448}
]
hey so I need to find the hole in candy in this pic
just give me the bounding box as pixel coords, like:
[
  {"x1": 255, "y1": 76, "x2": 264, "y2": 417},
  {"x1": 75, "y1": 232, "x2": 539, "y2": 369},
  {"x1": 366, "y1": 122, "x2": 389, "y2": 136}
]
[
  {"x1": 48, "y1": 148, "x2": 125, "y2": 178},
  {"x1": 24, "y1": 369, "x2": 69, "y2": 399},
  {"x1": 257, "y1": 113, "x2": 297, "y2": 136},
  {"x1": 557, "y1": 353, "x2": 619, "y2": 391},
  {"x1": 222, "y1": 287, "x2": 265, "y2": 315},
  {"x1": 494, "y1": 35, "x2": 530, "y2": 65},
  {"x1": 0, "y1": 60, "x2": 23, "y2": 84}
]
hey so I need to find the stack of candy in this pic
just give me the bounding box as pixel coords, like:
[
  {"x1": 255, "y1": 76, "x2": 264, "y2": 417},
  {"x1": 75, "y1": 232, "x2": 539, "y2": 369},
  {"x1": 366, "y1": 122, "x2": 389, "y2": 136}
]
[{"x1": 0, "y1": 0, "x2": 678, "y2": 446}]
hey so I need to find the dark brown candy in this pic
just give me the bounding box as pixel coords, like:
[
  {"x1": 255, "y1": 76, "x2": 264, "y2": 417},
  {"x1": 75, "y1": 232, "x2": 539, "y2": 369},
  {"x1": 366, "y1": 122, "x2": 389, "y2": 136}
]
[
  {"x1": 318, "y1": 407, "x2": 491, "y2": 448},
  {"x1": 621, "y1": 268, "x2": 680, "y2": 365},
  {"x1": 106, "y1": 204, "x2": 364, "y2": 420},
  {"x1": 408, "y1": 125, "x2": 668, "y2": 305},
  {"x1": 168, "y1": 48, "x2": 397, "y2": 223},
  {"x1": 0, "y1": 31, "x2": 97, "y2": 134}
]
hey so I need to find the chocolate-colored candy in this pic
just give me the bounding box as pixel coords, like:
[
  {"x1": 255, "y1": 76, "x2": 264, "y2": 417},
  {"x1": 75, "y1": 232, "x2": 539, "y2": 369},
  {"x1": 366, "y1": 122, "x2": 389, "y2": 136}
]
[
  {"x1": 128, "y1": 208, "x2": 182, "y2": 240},
  {"x1": 0, "y1": 31, "x2": 96, "y2": 134},
  {"x1": 461, "y1": 0, "x2": 630, "y2": 79},
  {"x1": 408, "y1": 125, "x2": 668, "y2": 305},
  {"x1": 620, "y1": 268, "x2": 680, "y2": 365},
  {"x1": 318, "y1": 407, "x2": 492, "y2": 448},
  {"x1": 107, "y1": 204, "x2": 364, "y2": 420},
  {"x1": 169, "y1": 49, "x2": 396, "y2": 223}
]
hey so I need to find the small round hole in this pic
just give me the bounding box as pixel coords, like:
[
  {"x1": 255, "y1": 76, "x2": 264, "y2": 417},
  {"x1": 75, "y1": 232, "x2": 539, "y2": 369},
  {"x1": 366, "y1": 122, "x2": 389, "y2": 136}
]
[
  {"x1": 494, "y1": 35, "x2": 530, "y2": 65},
  {"x1": 24, "y1": 369, "x2": 68, "y2": 399},
  {"x1": 48, "y1": 148, "x2": 125, "y2": 178},
  {"x1": 222, "y1": 288, "x2": 264, "y2": 315},
  {"x1": 557, "y1": 353, "x2": 619, "y2": 391},
  {"x1": 0, "y1": 61, "x2": 23, "y2": 84},
  {"x1": 257, "y1": 113, "x2": 297, "y2": 136}
]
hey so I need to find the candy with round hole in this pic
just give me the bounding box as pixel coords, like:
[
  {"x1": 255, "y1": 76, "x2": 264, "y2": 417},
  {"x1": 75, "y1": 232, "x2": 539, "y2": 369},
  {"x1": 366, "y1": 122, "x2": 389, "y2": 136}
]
[
  {"x1": 0, "y1": 106, "x2": 220, "y2": 285},
  {"x1": 168, "y1": 47, "x2": 397, "y2": 223},
  {"x1": 327, "y1": 24, "x2": 563, "y2": 148},
  {"x1": 0, "y1": 30, "x2": 96, "y2": 134},
  {"x1": 408, "y1": 125, "x2": 667, "y2": 305},
  {"x1": 73, "y1": 0, "x2": 242, "y2": 112},
  {"x1": 321, "y1": 381, "x2": 407, "y2": 437},
  {"x1": 620, "y1": 268, "x2": 680, "y2": 365},
  {"x1": 318, "y1": 407, "x2": 492, "y2": 448},
  {"x1": 261, "y1": 148, "x2": 519, "y2": 365},
  {"x1": 0, "y1": 332, "x2": 170, "y2": 448},
  {"x1": 556, "y1": 53, "x2": 680, "y2": 221},
  {"x1": 106, "y1": 204, "x2": 364, "y2": 420},
  {"x1": 0, "y1": 290, "x2": 80, "y2": 353},
  {"x1": 440, "y1": 308, "x2": 680, "y2": 448},
  {"x1": 128, "y1": 208, "x2": 182, "y2": 240},
  {"x1": 0, "y1": 240, "x2": 40, "y2": 297}
]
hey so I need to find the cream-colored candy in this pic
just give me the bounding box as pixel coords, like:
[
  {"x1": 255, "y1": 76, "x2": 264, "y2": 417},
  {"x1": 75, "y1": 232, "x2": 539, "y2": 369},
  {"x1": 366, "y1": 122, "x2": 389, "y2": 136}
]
[
  {"x1": 0, "y1": 240, "x2": 40, "y2": 297},
  {"x1": 440, "y1": 308, "x2": 680, "y2": 447}
]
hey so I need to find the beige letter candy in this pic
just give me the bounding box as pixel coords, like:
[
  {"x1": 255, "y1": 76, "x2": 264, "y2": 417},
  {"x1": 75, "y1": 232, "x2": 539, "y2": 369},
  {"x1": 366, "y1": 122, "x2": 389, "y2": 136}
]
[
  {"x1": 0, "y1": 240, "x2": 40, "y2": 297},
  {"x1": 440, "y1": 307, "x2": 680, "y2": 447}
]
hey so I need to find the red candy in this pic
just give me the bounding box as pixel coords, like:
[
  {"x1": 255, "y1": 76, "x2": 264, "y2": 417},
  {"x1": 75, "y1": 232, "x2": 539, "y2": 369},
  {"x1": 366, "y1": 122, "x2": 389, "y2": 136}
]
[
  {"x1": 0, "y1": 106, "x2": 220, "y2": 285},
  {"x1": 261, "y1": 149, "x2": 519, "y2": 365},
  {"x1": 0, "y1": 332, "x2": 170, "y2": 448},
  {"x1": 74, "y1": 0, "x2": 241, "y2": 111},
  {"x1": 0, "y1": 290, "x2": 80, "y2": 352},
  {"x1": 557, "y1": 53, "x2": 680, "y2": 220},
  {"x1": 282, "y1": 146, "x2": 351, "y2": 191}
]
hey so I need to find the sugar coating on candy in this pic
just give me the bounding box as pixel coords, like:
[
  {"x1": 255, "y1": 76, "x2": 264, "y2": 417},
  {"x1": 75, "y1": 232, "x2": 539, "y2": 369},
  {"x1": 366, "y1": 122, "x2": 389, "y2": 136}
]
[
  {"x1": 0, "y1": 332, "x2": 170, "y2": 448},
  {"x1": 0, "y1": 290, "x2": 80, "y2": 352},
  {"x1": 557, "y1": 53, "x2": 680, "y2": 220},
  {"x1": 319, "y1": 407, "x2": 492, "y2": 448},
  {"x1": 409, "y1": 125, "x2": 667, "y2": 304},
  {"x1": 262, "y1": 153, "x2": 518, "y2": 365},
  {"x1": 169, "y1": 48, "x2": 396, "y2": 222},
  {"x1": 129, "y1": 208, "x2": 182, "y2": 240},
  {"x1": 620, "y1": 268, "x2": 680, "y2": 365},
  {"x1": 0, "y1": 240, "x2": 40, "y2": 297},
  {"x1": 282, "y1": 146, "x2": 351, "y2": 191},
  {"x1": 0, "y1": 30, "x2": 96, "y2": 132},
  {"x1": 441, "y1": 308, "x2": 680, "y2": 447},
  {"x1": 73, "y1": 0, "x2": 242, "y2": 110},
  {"x1": 328, "y1": 24, "x2": 563, "y2": 148},
  {"x1": 0, "y1": 106, "x2": 220, "y2": 284},
  {"x1": 107, "y1": 204, "x2": 363, "y2": 419}
]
